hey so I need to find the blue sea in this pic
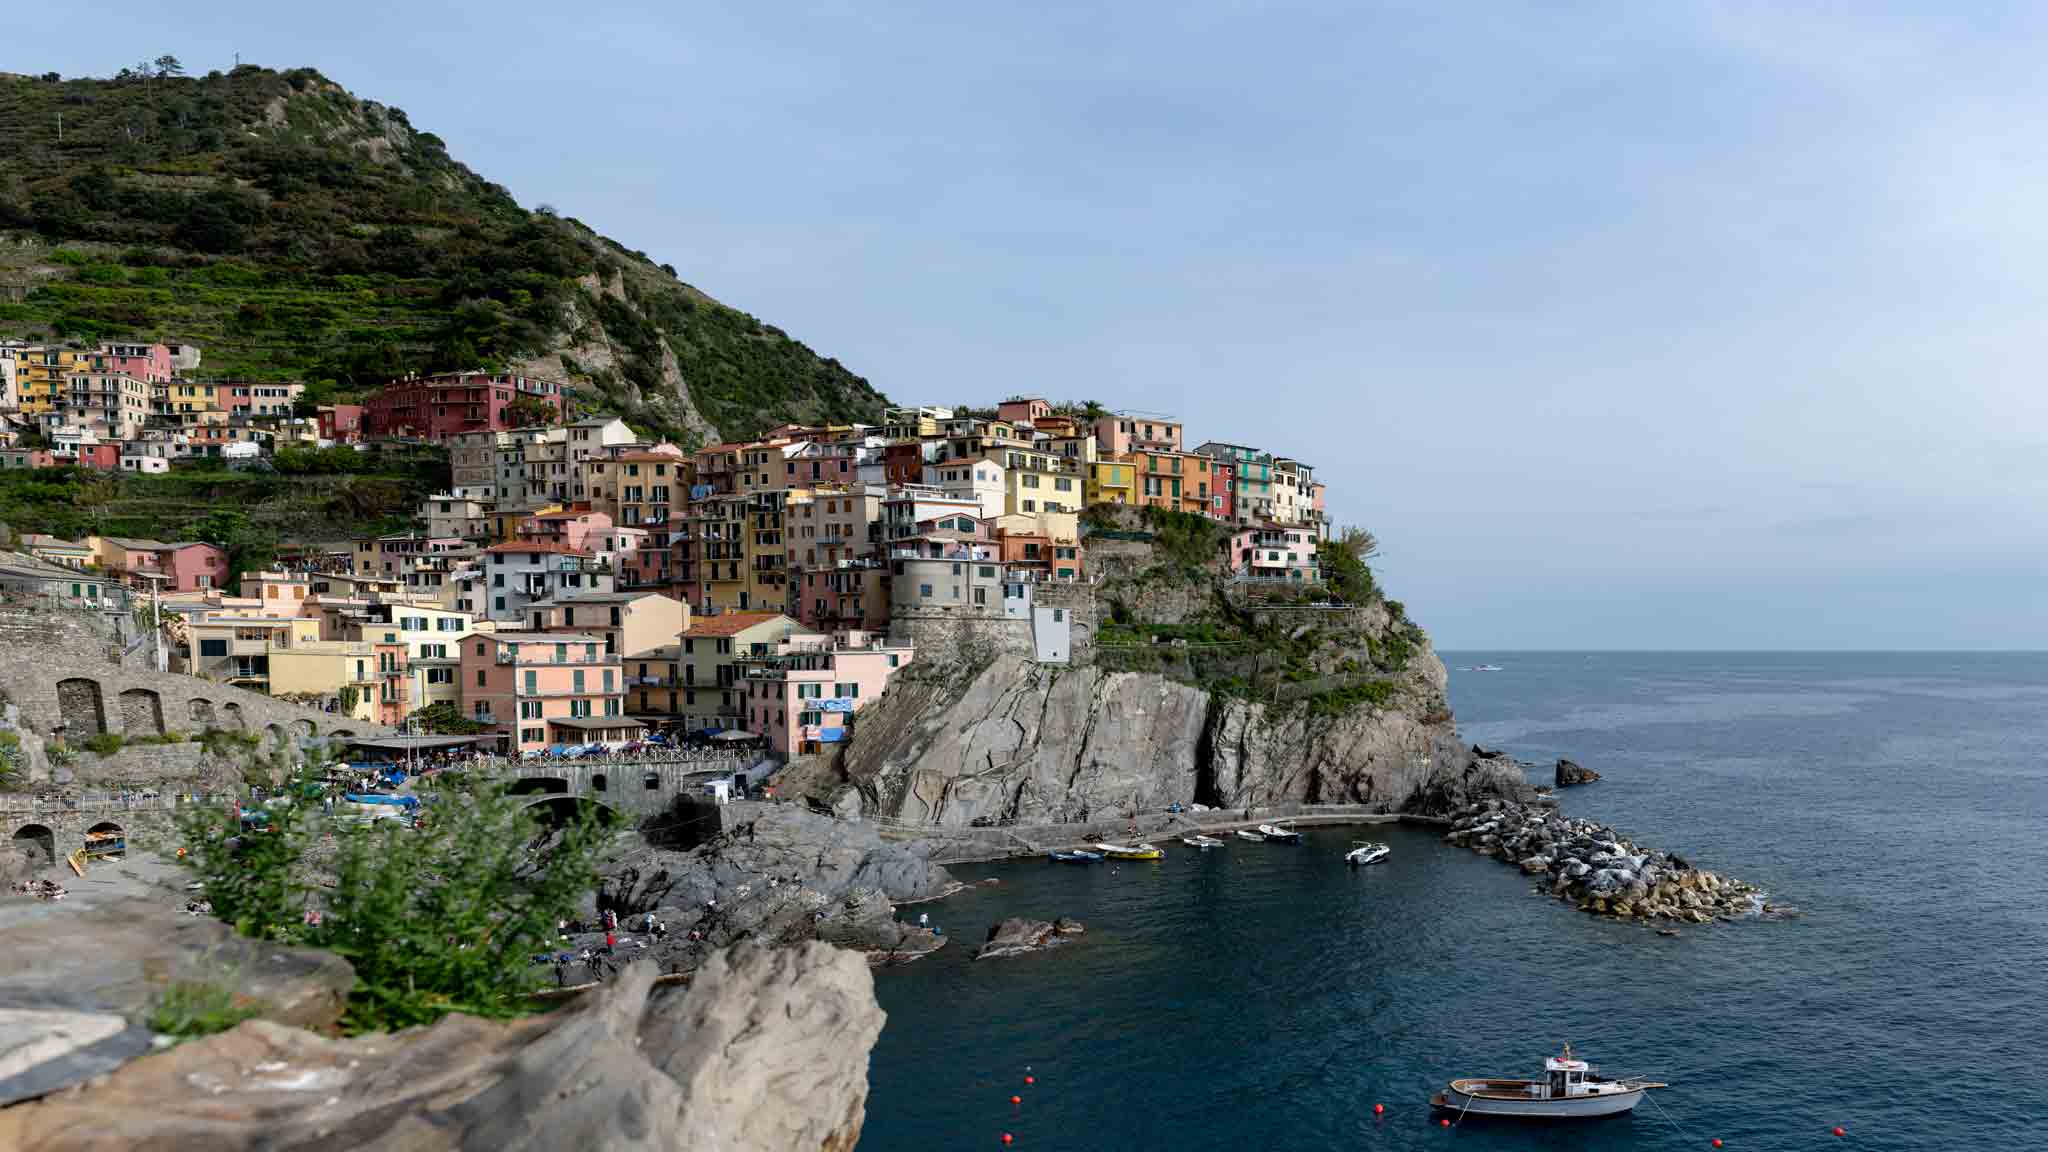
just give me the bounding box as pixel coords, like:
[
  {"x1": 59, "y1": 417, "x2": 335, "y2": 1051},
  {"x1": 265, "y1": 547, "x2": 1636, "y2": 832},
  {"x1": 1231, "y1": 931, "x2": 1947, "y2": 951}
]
[{"x1": 857, "y1": 653, "x2": 2048, "y2": 1150}]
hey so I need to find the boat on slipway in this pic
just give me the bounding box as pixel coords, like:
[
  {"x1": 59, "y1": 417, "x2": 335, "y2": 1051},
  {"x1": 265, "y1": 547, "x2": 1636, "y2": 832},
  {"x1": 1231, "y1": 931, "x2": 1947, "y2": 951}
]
[
  {"x1": 1345, "y1": 841, "x2": 1390, "y2": 866},
  {"x1": 1258, "y1": 823, "x2": 1302, "y2": 843},
  {"x1": 1431, "y1": 1045, "x2": 1665, "y2": 1120},
  {"x1": 1180, "y1": 835, "x2": 1225, "y2": 850},
  {"x1": 1048, "y1": 849, "x2": 1103, "y2": 864},
  {"x1": 1233, "y1": 829, "x2": 1266, "y2": 842},
  {"x1": 1093, "y1": 842, "x2": 1165, "y2": 861}
]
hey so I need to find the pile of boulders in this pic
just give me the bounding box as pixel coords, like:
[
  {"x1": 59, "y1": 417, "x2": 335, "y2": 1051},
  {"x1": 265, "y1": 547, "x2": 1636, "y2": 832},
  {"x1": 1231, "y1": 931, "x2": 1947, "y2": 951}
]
[
  {"x1": 973, "y1": 916, "x2": 1085, "y2": 960},
  {"x1": 1444, "y1": 799, "x2": 1763, "y2": 925}
]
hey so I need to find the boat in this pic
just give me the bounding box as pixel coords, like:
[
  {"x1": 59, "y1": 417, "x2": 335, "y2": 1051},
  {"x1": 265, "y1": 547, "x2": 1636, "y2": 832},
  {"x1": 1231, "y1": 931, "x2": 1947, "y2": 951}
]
[
  {"x1": 1345, "y1": 841, "x2": 1390, "y2": 866},
  {"x1": 1093, "y1": 842, "x2": 1165, "y2": 861},
  {"x1": 1233, "y1": 829, "x2": 1266, "y2": 842},
  {"x1": 1475, "y1": 664, "x2": 1504, "y2": 672},
  {"x1": 1048, "y1": 849, "x2": 1103, "y2": 863},
  {"x1": 1180, "y1": 835, "x2": 1225, "y2": 849},
  {"x1": 1431, "y1": 1045, "x2": 1665, "y2": 1120},
  {"x1": 1258, "y1": 823, "x2": 1302, "y2": 843}
]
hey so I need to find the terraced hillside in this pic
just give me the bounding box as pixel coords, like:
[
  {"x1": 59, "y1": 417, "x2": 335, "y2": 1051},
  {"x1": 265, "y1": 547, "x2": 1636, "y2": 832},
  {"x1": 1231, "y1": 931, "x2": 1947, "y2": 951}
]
[{"x1": 0, "y1": 65, "x2": 886, "y2": 444}]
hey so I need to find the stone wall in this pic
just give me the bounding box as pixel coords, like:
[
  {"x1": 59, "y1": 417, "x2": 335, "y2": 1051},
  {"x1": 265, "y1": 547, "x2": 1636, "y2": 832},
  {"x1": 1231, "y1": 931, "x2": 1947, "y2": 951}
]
[
  {"x1": 3, "y1": 799, "x2": 182, "y2": 865},
  {"x1": 890, "y1": 580, "x2": 1098, "y2": 669}
]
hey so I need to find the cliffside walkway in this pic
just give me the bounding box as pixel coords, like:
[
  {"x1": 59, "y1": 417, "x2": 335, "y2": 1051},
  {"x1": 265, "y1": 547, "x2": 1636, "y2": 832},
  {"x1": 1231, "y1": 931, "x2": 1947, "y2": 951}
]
[{"x1": 869, "y1": 803, "x2": 1418, "y2": 865}]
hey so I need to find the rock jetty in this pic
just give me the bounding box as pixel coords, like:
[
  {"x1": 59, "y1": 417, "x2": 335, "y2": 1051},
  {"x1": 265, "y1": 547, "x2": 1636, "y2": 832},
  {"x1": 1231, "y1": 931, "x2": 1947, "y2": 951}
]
[
  {"x1": 974, "y1": 916, "x2": 1085, "y2": 960},
  {"x1": 1443, "y1": 799, "x2": 1764, "y2": 925},
  {"x1": 1554, "y1": 758, "x2": 1601, "y2": 787}
]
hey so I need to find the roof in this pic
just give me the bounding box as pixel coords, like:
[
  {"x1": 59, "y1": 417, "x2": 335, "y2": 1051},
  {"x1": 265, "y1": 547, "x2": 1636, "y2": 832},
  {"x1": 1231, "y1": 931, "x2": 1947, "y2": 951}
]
[
  {"x1": 484, "y1": 541, "x2": 593, "y2": 556},
  {"x1": 548, "y1": 716, "x2": 646, "y2": 731},
  {"x1": 528, "y1": 590, "x2": 667, "y2": 607},
  {"x1": 21, "y1": 534, "x2": 86, "y2": 548},
  {"x1": 609, "y1": 451, "x2": 683, "y2": 463},
  {"x1": 486, "y1": 631, "x2": 606, "y2": 644},
  {"x1": 105, "y1": 537, "x2": 171, "y2": 550},
  {"x1": 683, "y1": 612, "x2": 787, "y2": 638}
]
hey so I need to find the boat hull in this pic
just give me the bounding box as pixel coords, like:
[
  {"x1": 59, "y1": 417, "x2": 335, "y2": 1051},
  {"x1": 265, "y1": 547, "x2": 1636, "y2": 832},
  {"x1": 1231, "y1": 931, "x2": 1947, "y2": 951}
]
[{"x1": 1434, "y1": 1082, "x2": 1648, "y2": 1119}]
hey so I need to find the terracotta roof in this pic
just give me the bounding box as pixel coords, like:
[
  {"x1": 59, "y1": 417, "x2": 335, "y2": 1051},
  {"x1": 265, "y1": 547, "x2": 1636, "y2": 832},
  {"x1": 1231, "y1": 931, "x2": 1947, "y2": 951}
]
[{"x1": 683, "y1": 612, "x2": 786, "y2": 638}]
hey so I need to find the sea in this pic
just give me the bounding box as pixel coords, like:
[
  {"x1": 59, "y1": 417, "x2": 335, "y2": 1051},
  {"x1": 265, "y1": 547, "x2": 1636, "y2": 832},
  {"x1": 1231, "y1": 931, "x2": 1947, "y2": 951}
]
[{"x1": 857, "y1": 652, "x2": 2048, "y2": 1151}]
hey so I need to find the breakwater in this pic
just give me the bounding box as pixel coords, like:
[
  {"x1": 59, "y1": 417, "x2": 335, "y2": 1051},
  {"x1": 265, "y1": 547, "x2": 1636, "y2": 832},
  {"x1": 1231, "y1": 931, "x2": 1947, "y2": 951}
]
[{"x1": 1442, "y1": 798, "x2": 1766, "y2": 925}]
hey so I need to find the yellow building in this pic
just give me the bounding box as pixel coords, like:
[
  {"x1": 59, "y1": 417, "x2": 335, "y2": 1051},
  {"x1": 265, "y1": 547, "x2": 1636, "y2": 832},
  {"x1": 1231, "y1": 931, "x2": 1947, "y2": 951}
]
[
  {"x1": 1086, "y1": 457, "x2": 1136, "y2": 507},
  {"x1": 1005, "y1": 458, "x2": 1084, "y2": 517},
  {"x1": 5, "y1": 347, "x2": 87, "y2": 415},
  {"x1": 695, "y1": 493, "x2": 750, "y2": 612},
  {"x1": 161, "y1": 380, "x2": 230, "y2": 424},
  {"x1": 185, "y1": 610, "x2": 322, "y2": 690},
  {"x1": 267, "y1": 639, "x2": 382, "y2": 721},
  {"x1": 676, "y1": 612, "x2": 814, "y2": 732}
]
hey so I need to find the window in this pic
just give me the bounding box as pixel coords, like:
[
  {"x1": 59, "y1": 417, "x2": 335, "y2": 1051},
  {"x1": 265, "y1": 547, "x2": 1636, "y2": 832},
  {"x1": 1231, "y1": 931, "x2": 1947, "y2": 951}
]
[
  {"x1": 1053, "y1": 609, "x2": 1065, "y2": 623},
  {"x1": 200, "y1": 638, "x2": 227, "y2": 657},
  {"x1": 919, "y1": 583, "x2": 933, "y2": 599},
  {"x1": 522, "y1": 727, "x2": 545, "y2": 743},
  {"x1": 603, "y1": 669, "x2": 614, "y2": 691},
  {"x1": 476, "y1": 669, "x2": 487, "y2": 687},
  {"x1": 524, "y1": 670, "x2": 537, "y2": 693},
  {"x1": 573, "y1": 670, "x2": 585, "y2": 693},
  {"x1": 978, "y1": 565, "x2": 997, "y2": 579}
]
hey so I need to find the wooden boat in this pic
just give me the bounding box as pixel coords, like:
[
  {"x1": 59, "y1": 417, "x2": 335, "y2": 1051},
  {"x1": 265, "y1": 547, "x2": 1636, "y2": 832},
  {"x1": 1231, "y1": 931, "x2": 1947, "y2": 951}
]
[
  {"x1": 1093, "y1": 842, "x2": 1165, "y2": 861},
  {"x1": 1233, "y1": 829, "x2": 1266, "y2": 842},
  {"x1": 1048, "y1": 849, "x2": 1103, "y2": 863},
  {"x1": 1345, "y1": 841, "x2": 1390, "y2": 866},
  {"x1": 1180, "y1": 835, "x2": 1225, "y2": 849},
  {"x1": 1431, "y1": 1045, "x2": 1665, "y2": 1120},
  {"x1": 1258, "y1": 823, "x2": 1302, "y2": 843}
]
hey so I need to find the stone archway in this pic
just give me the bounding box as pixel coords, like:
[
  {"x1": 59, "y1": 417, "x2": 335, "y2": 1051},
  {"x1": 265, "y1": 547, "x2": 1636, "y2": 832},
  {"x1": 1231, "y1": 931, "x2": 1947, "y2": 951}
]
[
  {"x1": 11, "y1": 824, "x2": 55, "y2": 867},
  {"x1": 221, "y1": 702, "x2": 245, "y2": 730},
  {"x1": 189, "y1": 698, "x2": 215, "y2": 727},
  {"x1": 331, "y1": 728, "x2": 355, "y2": 739},
  {"x1": 56, "y1": 678, "x2": 106, "y2": 736},
  {"x1": 265, "y1": 723, "x2": 287, "y2": 748},
  {"x1": 292, "y1": 719, "x2": 315, "y2": 741},
  {"x1": 591, "y1": 772, "x2": 608, "y2": 793},
  {"x1": 119, "y1": 688, "x2": 164, "y2": 737},
  {"x1": 84, "y1": 820, "x2": 124, "y2": 858},
  {"x1": 508, "y1": 776, "x2": 570, "y2": 796}
]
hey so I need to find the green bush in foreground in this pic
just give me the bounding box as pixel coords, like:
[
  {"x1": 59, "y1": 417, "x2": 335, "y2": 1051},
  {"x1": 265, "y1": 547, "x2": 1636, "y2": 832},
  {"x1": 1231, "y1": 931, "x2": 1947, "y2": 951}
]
[{"x1": 177, "y1": 768, "x2": 605, "y2": 1032}]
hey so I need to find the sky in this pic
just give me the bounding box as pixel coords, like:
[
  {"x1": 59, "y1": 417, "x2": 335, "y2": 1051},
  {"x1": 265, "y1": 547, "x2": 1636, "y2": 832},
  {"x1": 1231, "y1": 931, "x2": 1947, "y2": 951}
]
[{"x1": 23, "y1": 3, "x2": 2048, "y2": 648}]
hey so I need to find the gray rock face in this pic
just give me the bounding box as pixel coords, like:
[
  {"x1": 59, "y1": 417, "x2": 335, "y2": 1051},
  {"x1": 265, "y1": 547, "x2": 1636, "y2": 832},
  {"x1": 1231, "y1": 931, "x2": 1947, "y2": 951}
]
[
  {"x1": 1555, "y1": 758, "x2": 1602, "y2": 787},
  {"x1": 0, "y1": 943, "x2": 883, "y2": 1152},
  {"x1": 974, "y1": 916, "x2": 1085, "y2": 960},
  {"x1": 843, "y1": 653, "x2": 1532, "y2": 827}
]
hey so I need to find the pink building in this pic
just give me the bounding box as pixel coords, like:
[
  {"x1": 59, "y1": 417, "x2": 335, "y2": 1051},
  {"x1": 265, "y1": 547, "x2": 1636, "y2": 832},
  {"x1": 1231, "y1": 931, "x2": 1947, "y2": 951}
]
[
  {"x1": 516, "y1": 507, "x2": 613, "y2": 553},
  {"x1": 738, "y1": 632, "x2": 914, "y2": 757},
  {"x1": 1093, "y1": 412, "x2": 1183, "y2": 456},
  {"x1": 75, "y1": 443, "x2": 121, "y2": 472},
  {"x1": 459, "y1": 631, "x2": 632, "y2": 753},
  {"x1": 795, "y1": 564, "x2": 889, "y2": 632},
  {"x1": 158, "y1": 542, "x2": 229, "y2": 592},
  {"x1": 319, "y1": 404, "x2": 365, "y2": 442},
  {"x1": 996, "y1": 396, "x2": 1052, "y2": 424},
  {"x1": 91, "y1": 342, "x2": 173, "y2": 383}
]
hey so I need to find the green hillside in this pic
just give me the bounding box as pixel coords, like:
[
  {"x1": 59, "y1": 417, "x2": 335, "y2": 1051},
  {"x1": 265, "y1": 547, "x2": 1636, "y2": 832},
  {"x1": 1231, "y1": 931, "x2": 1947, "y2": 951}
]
[{"x1": 0, "y1": 64, "x2": 886, "y2": 444}]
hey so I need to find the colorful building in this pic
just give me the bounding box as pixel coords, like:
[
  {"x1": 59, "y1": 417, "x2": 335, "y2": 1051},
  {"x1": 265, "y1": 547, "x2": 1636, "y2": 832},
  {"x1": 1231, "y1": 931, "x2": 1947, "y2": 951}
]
[
  {"x1": 738, "y1": 632, "x2": 915, "y2": 756},
  {"x1": 459, "y1": 631, "x2": 630, "y2": 752},
  {"x1": 675, "y1": 612, "x2": 815, "y2": 733},
  {"x1": 361, "y1": 372, "x2": 567, "y2": 441}
]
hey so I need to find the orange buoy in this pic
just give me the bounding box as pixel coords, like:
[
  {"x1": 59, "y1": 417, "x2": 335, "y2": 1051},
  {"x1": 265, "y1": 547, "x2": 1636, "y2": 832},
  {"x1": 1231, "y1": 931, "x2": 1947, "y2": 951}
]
[
  {"x1": 1373, "y1": 1103, "x2": 1385, "y2": 1116},
  {"x1": 1010, "y1": 1095, "x2": 1021, "y2": 1105},
  {"x1": 1833, "y1": 1128, "x2": 1846, "y2": 1138}
]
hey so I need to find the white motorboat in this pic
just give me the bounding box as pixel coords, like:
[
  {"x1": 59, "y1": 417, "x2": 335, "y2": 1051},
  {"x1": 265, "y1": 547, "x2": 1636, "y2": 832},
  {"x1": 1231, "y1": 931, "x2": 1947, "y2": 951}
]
[
  {"x1": 1345, "y1": 841, "x2": 1390, "y2": 866},
  {"x1": 1432, "y1": 1045, "x2": 1665, "y2": 1120},
  {"x1": 1180, "y1": 835, "x2": 1225, "y2": 849},
  {"x1": 1234, "y1": 829, "x2": 1266, "y2": 842},
  {"x1": 1258, "y1": 823, "x2": 1302, "y2": 843}
]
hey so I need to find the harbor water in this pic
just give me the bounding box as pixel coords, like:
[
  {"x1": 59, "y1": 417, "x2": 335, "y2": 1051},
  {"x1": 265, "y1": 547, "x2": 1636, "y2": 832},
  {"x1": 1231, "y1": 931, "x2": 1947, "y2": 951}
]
[{"x1": 858, "y1": 652, "x2": 2048, "y2": 1150}]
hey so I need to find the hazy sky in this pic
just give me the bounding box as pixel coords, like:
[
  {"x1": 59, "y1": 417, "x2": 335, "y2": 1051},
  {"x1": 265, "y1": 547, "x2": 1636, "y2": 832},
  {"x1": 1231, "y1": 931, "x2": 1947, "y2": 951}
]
[{"x1": 27, "y1": 3, "x2": 2048, "y2": 648}]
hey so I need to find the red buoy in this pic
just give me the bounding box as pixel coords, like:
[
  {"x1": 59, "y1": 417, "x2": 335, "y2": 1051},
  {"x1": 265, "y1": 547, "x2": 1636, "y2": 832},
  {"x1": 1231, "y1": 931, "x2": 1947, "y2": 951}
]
[
  {"x1": 1025, "y1": 1075, "x2": 1035, "y2": 1085},
  {"x1": 1373, "y1": 1103, "x2": 1385, "y2": 1115},
  {"x1": 1712, "y1": 1141, "x2": 1723, "y2": 1148},
  {"x1": 1833, "y1": 1128, "x2": 1846, "y2": 1138},
  {"x1": 1440, "y1": 1118, "x2": 1451, "y2": 1128},
  {"x1": 1001, "y1": 1134, "x2": 1013, "y2": 1146},
  {"x1": 1010, "y1": 1095, "x2": 1021, "y2": 1105}
]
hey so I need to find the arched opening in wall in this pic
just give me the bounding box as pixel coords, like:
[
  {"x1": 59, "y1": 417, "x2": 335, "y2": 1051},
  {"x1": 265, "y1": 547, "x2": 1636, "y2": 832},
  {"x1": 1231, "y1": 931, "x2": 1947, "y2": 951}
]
[
  {"x1": 265, "y1": 723, "x2": 287, "y2": 748},
  {"x1": 56, "y1": 678, "x2": 106, "y2": 736},
  {"x1": 84, "y1": 820, "x2": 125, "y2": 859},
  {"x1": 643, "y1": 794, "x2": 721, "y2": 852},
  {"x1": 590, "y1": 773, "x2": 607, "y2": 793},
  {"x1": 118, "y1": 688, "x2": 165, "y2": 737},
  {"x1": 11, "y1": 823, "x2": 55, "y2": 867},
  {"x1": 292, "y1": 719, "x2": 315, "y2": 741},
  {"x1": 221, "y1": 702, "x2": 245, "y2": 729},
  {"x1": 331, "y1": 728, "x2": 355, "y2": 739},
  {"x1": 508, "y1": 776, "x2": 570, "y2": 797},
  {"x1": 189, "y1": 698, "x2": 215, "y2": 727},
  {"x1": 522, "y1": 794, "x2": 618, "y2": 831}
]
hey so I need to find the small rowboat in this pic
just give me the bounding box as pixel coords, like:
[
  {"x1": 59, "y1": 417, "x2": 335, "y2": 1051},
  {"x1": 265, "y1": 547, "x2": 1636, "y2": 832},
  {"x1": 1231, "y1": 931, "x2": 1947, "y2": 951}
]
[
  {"x1": 1432, "y1": 1045, "x2": 1665, "y2": 1120},
  {"x1": 1180, "y1": 835, "x2": 1225, "y2": 849},
  {"x1": 1233, "y1": 829, "x2": 1266, "y2": 842},
  {"x1": 1258, "y1": 823, "x2": 1302, "y2": 843},
  {"x1": 1093, "y1": 842, "x2": 1165, "y2": 861},
  {"x1": 1048, "y1": 849, "x2": 1103, "y2": 863},
  {"x1": 1345, "y1": 841, "x2": 1390, "y2": 866}
]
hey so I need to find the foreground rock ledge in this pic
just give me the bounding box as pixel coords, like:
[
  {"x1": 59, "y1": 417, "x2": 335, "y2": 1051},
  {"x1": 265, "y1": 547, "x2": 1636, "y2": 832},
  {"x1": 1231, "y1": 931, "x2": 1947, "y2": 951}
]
[{"x1": 0, "y1": 942, "x2": 884, "y2": 1152}]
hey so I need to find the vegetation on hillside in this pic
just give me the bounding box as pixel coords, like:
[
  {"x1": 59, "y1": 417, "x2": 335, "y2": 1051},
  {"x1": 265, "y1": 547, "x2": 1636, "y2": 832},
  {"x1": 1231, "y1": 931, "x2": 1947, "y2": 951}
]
[{"x1": 0, "y1": 64, "x2": 886, "y2": 443}]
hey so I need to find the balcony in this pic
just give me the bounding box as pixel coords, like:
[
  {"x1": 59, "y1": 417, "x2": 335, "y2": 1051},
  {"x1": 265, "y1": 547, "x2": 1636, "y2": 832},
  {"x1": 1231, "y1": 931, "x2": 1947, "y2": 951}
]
[{"x1": 628, "y1": 674, "x2": 674, "y2": 687}]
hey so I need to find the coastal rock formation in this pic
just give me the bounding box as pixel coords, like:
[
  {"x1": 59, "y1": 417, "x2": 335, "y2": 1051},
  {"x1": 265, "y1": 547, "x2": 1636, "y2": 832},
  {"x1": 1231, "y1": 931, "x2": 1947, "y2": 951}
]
[
  {"x1": 599, "y1": 805, "x2": 952, "y2": 969},
  {"x1": 0, "y1": 941, "x2": 884, "y2": 1151},
  {"x1": 841, "y1": 656, "x2": 1533, "y2": 828},
  {"x1": 1444, "y1": 800, "x2": 1766, "y2": 925},
  {"x1": 974, "y1": 916, "x2": 1085, "y2": 960},
  {"x1": 1554, "y1": 759, "x2": 1601, "y2": 788}
]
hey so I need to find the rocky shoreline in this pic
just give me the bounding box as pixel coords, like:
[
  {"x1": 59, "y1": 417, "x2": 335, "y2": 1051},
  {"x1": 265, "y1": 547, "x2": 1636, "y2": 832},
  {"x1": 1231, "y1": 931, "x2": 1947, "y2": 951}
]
[{"x1": 1443, "y1": 798, "x2": 1776, "y2": 927}]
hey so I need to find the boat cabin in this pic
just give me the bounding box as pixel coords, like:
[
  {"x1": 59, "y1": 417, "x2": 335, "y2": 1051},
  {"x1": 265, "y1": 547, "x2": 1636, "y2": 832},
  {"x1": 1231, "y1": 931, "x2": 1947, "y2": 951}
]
[{"x1": 1544, "y1": 1054, "x2": 1591, "y2": 1099}]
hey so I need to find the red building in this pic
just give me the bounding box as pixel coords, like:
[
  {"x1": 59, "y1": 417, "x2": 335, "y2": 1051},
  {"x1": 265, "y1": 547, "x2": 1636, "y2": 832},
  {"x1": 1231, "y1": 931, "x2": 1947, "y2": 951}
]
[
  {"x1": 1209, "y1": 459, "x2": 1236, "y2": 522},
  {"x1": 361, "y1": 373, "x2": 567, "y2": 441},
  {"x1": 75, "y1": 443, "x2": 122, "y2": 472},
  {"x1": 318, "y1": 404, "x2": 365, "y2": 443}
]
